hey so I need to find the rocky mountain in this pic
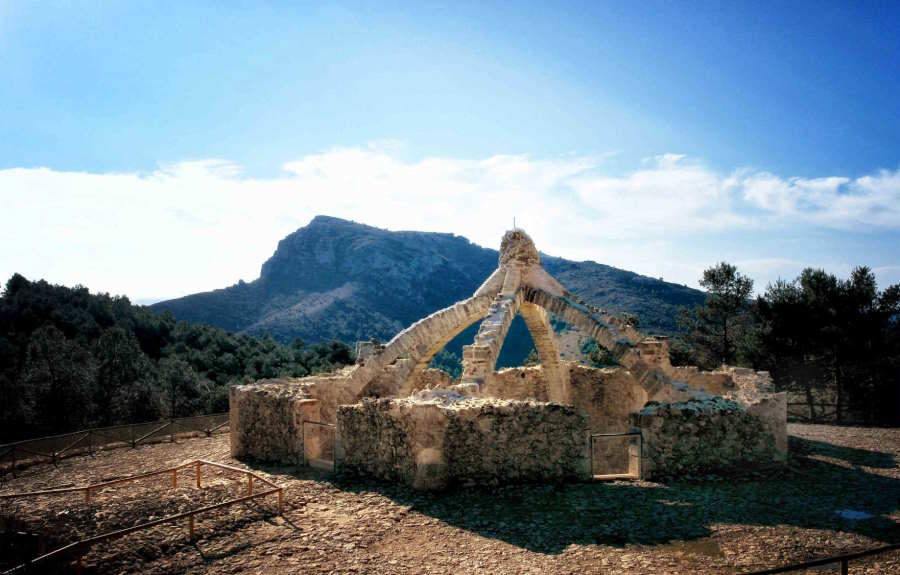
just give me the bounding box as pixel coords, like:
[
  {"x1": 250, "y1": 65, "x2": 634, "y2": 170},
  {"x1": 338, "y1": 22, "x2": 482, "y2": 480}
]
[{"x1": 152, "y1": 216, "x2": 705, "y2": 362}]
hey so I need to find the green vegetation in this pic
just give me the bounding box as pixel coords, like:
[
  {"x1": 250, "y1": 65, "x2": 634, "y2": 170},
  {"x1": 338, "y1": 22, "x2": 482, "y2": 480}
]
[
  {"x1": 753, "y1": 267, "x2": 900, "y2": 424},
  {"x1": 523, "y1": 348, "x2": 540, "y2": 367},
  {"x1": 429, "y1": 349, "x2": 463, "y2": 380},
  {"x1": 0, "y1": 274, "x2": 354, "y2": 442},
  {"x1": 676, "y1": 262, "x2": 755, "y2": 367},
  {"x1": 579, "y1": 339, "x2": 620, "y2": 368},
  {"x1": 674, "y1": 264, "x2": 900, "y2": 424}
]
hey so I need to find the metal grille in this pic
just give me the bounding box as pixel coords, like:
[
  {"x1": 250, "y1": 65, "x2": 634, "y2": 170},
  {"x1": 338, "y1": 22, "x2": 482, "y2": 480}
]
[
  {"x1": 590, "y1": 431, "x2": 641, "y2": 480},
  {"x1": 302, "y1": 421, "x2": 336, "y2": 472}
]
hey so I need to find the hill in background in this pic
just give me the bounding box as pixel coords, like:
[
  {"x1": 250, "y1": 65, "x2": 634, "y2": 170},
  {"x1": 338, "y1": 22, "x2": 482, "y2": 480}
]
[{"x1": 153, "y1": 216, "x2": 704, "y2": 365}]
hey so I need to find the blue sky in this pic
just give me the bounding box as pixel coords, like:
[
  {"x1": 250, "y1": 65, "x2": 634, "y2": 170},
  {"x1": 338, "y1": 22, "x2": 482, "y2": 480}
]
[{"x1": 1, "y1": 1, "x2": 899, "y2": 300}]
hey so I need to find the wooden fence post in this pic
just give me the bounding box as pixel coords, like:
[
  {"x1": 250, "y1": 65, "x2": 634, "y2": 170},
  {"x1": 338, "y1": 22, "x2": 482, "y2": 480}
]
[
  {"x1": 172, "y1": 469, "x2": 177, "y2": 488},
  {"x1": 196, "y1": 461, "x2": 201, "y2": 488}
]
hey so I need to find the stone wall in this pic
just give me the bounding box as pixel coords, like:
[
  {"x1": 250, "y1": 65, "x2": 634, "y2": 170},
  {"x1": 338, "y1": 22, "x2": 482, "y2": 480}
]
[
  {"x1": 229, "y1": 370, "x2": 360, "y2": 463},
  {"x1": 665, "y1": 366, "x2": 735, "y2": 396},
  {"x1": 746, "y1": 392, "x2": 788, "y2": 455},
  {"x1": 568, "y1": 365, "x2": 649, "y2": 433},
  {"x1": 337, "y1": 394, "x2": 590, "y2": 490},
  {"x1": 483, "y1": 366, "x2": 549, "y2": 401},
  {"x1": 229, "y1": 380, "x2": 319, "y2": 464},
  {"x1": 407, "y1": 367, "x2": 455, "y2": 395},
  {"x1": 631, "y1": 397, "x2": 782, "y2": 479}
]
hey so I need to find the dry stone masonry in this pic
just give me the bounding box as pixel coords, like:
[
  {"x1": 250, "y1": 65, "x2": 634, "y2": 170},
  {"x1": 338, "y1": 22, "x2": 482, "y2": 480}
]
[
  {"x1": 632, "y1": 396, "x2": 781, "y2": 478},
  {"x1": 230, "y1": 228, "x2": 787, "y2": 488},
  {"x1": 337, "y1": 393, "x2": 589, "y2": 490}
]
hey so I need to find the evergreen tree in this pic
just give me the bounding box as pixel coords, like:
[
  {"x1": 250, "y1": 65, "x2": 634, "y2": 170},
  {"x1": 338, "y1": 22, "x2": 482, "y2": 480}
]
[
  {"x1": 677, "y1": 262, "x2": 754, "y2": 368},
  {"x1": 0, "y1": 274, "x2": 355, "y2": 441}
]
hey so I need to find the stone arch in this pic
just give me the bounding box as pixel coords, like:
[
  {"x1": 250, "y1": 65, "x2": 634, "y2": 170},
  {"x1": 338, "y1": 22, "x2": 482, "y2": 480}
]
[
  {"x1": 521, "y1": 285, "x2": 669, "y2": 397},
  {"x1": 346, "y1": 292, "x2": 499, "y2": 398},
  {"x1": 374, "y1": 266, "x2": 507, "y2": 374},
  {"x1": 460, "y1": 290, "x2": 524, "y2": 388},
  {"x1": 518, "y1": 301, "x2": 569, "y2": 403},
  {"x1": 343, "y1": 229, "x2": 662, "y2": 402},
  {"x1": 399, "y1": 310, "x2": 487, "y2": 396},
  {"x1": 522, "y1": 286, "x2": 639, "y2": 359}
]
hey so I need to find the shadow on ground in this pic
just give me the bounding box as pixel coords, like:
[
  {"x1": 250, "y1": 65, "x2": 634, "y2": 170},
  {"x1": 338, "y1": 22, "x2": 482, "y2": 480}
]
[{"x1": 267, "y1": 436, "x2": 900, "y2": 555}]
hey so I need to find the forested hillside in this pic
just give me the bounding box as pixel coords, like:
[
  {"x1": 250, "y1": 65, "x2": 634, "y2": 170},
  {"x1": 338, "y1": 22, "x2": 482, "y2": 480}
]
[{"x1": 0, "y1": 274, "x2": 353, "y2": 442}]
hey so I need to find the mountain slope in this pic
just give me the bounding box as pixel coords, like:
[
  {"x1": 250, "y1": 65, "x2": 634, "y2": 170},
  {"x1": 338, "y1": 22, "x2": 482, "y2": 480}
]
[{"x1": 153, "y1": 216, "x2": 704, "y2": 349}]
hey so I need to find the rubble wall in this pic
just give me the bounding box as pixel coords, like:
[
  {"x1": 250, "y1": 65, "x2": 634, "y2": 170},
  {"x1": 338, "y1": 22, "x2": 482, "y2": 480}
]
[
  {"x1": 665, "y1": 366, "x2": 735, "y2": 396},
  {"x1": 337, "y1": 396, "x2": 590, "y2": 490},
  {"x1": 631, "y1": 397, "x2": 781, "y2": 479},
  {"x1": 568, "y1": 365, "x2": 648, "y2": 432},
  {"x1": 483, "y1": 366, "x2": 549, "y2": 401},
  {"x1": 408, "y1": 368, "x2": 455, "y2": 395},
  {"x1": 747, "y1": 392, "x2": 788, "y2": 455},
  {"x1": 229, "y1": 381, "x2": 319, "y2": 464}
]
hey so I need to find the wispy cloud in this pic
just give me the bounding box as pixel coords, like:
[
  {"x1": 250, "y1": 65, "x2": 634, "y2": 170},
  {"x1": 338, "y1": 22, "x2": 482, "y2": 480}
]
[
  {"x1": 572, "y1": 155, "x2": 749, "y2": 236},
  {"x1": 1, "y1": 148, "x2": 898, "y2": 299},
  {"x1": 739, "y1": 170, "x2": 900, "y2": 228}
]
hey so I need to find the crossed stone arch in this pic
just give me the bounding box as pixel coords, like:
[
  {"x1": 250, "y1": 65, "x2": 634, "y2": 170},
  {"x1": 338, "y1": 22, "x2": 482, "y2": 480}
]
[{"x1": 346, "y1": 230, "x2": 657, "y2": 401}]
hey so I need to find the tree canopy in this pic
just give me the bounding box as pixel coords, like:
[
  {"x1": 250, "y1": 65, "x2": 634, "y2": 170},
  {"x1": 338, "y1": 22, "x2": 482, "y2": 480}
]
[
  {"x1": 674, "y1": 263, "x2": 899, "y2": 424},
  {"x1": 676, "y1": 262, "x2": 755, "y2": 367},
  {"x1": 0, "y1": 274, "x2": 354, "y2": 442},
  {"x1": 753, "y1": 266, "x2": 900, "y2": 424}
]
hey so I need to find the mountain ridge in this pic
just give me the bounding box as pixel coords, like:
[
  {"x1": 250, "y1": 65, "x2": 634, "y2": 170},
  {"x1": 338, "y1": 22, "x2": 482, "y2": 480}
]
[{"x1": 152, "y1": 216, "x2": 704, "y2": 351}]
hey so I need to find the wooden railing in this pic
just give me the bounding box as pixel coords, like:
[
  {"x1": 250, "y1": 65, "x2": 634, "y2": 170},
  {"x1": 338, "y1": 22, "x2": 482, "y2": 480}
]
[
  {"x1": 0, "y1": 413, "x2": 229, "y2": 477},
  {"x1": 1, "y1": 459, "x2": 282, "y2": 574}
]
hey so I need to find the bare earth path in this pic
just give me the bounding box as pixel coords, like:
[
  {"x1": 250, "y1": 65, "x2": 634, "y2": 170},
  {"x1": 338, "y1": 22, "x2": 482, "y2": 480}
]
[{"x1": 2, "y1": 424, "x2": 899, "y2": 574}]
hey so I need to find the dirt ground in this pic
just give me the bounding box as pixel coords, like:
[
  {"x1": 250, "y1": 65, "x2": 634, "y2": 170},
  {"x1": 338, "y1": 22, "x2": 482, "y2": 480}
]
[{"x1": 2, "y1": 423, "x2": 899, "y2": 574}]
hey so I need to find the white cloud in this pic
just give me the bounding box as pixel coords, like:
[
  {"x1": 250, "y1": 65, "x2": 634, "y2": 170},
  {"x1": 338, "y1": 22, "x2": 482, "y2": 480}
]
[
  {"x1": 1, "y1": 148, "x2": 898, "y2": 300},
  {"x1": 572, "y1": 156, "x2": 748, "y2": 236}
]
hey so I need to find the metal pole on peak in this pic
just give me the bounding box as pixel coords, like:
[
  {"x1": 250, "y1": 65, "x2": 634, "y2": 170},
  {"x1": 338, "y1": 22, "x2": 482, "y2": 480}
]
[{"x1": 513, "y1": 217, "x2": 516, "y2": 231}]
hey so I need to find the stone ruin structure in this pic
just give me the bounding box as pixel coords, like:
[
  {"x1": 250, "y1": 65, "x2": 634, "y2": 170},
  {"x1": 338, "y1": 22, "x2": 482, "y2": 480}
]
[{"x1": 230, "y1": 229, "x2": 787, "y2": 489}]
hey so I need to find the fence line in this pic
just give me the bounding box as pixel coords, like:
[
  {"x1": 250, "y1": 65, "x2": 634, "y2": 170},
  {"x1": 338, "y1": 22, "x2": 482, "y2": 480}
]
[
  {"x1": 0, "y1": 413, "x2": 229, "y2": 477},
  {"x1": 786, "y1": 401, "x2": 841, "y2": 423},
  {"x1": 1, "y1": 459, "x2": 283, "y2": 574},
  {"x1": 742, "y1": 542, "x2": 900, "y2": 574}
]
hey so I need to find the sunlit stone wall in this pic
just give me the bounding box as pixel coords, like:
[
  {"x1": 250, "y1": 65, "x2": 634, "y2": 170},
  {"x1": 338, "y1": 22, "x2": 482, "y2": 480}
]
[{"x1": 336, "y1": 394, "x2": 590, "y2": 490}]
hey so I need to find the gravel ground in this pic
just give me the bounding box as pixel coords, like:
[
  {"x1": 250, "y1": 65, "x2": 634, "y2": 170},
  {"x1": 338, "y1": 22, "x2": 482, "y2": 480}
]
[{"x1": 2, "y1": 423, "x2": 899, "y2": 574}]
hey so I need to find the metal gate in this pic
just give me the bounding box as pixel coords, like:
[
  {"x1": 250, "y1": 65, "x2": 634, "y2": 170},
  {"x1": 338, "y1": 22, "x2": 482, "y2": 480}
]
[
  {"x1": 302, "y1": 421, "x2": 336, "y2": 472},
  {"x1": 590, "y1": 431, "x2": 642, "y2": 480}
]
